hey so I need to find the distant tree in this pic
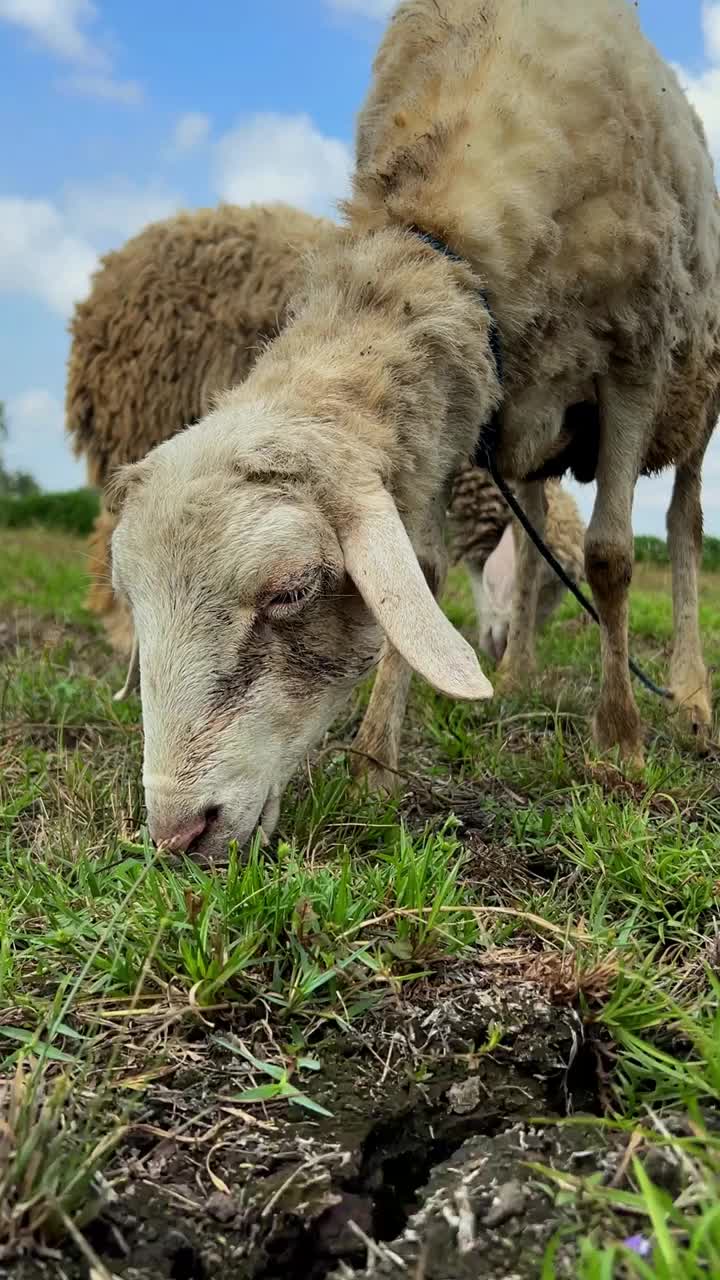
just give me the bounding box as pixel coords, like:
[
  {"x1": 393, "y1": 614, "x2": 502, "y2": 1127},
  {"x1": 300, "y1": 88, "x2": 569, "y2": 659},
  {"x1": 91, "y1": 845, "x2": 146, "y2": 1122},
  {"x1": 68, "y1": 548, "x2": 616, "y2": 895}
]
[{"x1": 0, "y1": 399, "x2": 41, "y2": 496}]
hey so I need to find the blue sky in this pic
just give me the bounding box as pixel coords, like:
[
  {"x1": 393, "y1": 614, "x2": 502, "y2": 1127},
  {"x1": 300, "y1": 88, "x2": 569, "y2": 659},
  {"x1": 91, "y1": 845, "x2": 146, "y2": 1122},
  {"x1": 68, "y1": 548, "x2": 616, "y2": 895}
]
[{"x1": 0, "y1": 0, "x2": 719, "y2": 533}]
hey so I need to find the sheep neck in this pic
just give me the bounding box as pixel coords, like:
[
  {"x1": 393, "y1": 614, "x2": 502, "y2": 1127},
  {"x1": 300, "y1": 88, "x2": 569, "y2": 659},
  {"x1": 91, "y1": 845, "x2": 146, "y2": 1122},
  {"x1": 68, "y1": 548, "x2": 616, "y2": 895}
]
[{"x1": 242, "y1": 226, "x2": 503, "y2": 527}]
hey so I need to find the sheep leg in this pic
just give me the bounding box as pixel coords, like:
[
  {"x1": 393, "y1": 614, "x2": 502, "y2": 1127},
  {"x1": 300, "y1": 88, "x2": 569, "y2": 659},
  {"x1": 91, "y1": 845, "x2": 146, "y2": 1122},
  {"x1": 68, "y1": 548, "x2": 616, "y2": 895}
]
[
  {"x1": 496, "y1": 480, "x2": 547, "y2": 689},
  {"x1": 352, "y1": 543, "x2": 446, "y2": 792},
  {"x1": 350, "y1": 644, "x2": 415, "y2": 792},
  {"x1": 87, "y1": 505, "x2": 135, "y2": 658},
  {"x1": 667, "y1": 453, "x2": 712, "y2": 738},
  {"x1": 585, "y1": 385, "x2": 646, "y2": 766}
]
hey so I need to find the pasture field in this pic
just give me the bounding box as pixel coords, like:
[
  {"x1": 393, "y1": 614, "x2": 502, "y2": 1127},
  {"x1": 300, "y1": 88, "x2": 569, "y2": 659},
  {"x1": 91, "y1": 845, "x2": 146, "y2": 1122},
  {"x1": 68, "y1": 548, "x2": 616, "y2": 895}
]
[{"x1": 1, "y1": 526, "x2": 720, "y2": 1280}]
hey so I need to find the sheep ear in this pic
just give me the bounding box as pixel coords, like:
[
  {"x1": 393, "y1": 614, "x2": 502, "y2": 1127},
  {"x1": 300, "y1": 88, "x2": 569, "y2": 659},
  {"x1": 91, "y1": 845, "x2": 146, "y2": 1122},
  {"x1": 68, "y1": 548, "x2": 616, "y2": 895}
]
[
  {"x1": 114, "y1": 636, "x2": 140, "y2": 702},
  {"x1": 340, "y1": 486, "x2": 493, "y2": 701},
  {"x1": 105, "y1": 459, "x2": 151, "y2": 515}
]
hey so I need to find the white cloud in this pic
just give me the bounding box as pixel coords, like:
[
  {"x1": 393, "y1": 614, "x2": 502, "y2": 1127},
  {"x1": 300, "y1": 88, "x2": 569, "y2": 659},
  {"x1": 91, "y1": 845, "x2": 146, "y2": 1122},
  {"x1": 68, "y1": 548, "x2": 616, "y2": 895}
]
[
  {"x1": 4, "y1": 389, "x2": 85, "y2": 491},
  {"x1": 173, "y1": 112, "x2": 211, "y2": 153},
  {"x1": 0, "y1": 0, "x2": 99, "y2": 63},
  {"x1": 214, "y1": 112, "x2": 351, "y2": 217},
  {"x1": 702, "y1": 0, "x2": 720, "y2": 62},
  {"x1": 325, "y1": 0, "x2": 396, "y2": 19},
  {"x1": 61, "y1": 71, "x2": 143, "y2": 104},
  {"x1": 0, "y1": 0, "x2": 142, "y2": 104},
  {"x1": 0, "y1": 196, "x2": 97, "y2": 315},
  {"x1": 0, "y1": 179, "x2": 182, "y2": 317},
  {"x1": 674, "y1": 3, "x2": 720, "y2": 166}
]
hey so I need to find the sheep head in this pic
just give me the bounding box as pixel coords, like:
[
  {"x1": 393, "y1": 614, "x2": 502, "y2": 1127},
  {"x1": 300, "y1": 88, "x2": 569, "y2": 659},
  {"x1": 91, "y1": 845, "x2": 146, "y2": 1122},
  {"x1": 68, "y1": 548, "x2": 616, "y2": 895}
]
[{"x1": 110, "y1": 397, "x2": 492, "y2": 862}]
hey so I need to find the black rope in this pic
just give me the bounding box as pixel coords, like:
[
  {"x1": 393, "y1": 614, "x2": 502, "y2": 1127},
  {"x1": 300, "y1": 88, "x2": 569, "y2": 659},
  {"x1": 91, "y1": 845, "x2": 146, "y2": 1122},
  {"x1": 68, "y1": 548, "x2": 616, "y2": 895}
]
[
  {"x1": 480, "y1": 453, "x2": 672, "y2": 700},
  {"x1": 408, "y1": 224, "x2": 672, "y2": 701}
]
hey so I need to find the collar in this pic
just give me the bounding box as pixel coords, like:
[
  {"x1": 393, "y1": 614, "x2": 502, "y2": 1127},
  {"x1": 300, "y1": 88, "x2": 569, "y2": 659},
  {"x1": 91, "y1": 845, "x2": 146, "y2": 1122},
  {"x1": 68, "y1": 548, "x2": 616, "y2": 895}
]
[{"x1": 407, "y1": 225, "x2": 503, "y2": 467}]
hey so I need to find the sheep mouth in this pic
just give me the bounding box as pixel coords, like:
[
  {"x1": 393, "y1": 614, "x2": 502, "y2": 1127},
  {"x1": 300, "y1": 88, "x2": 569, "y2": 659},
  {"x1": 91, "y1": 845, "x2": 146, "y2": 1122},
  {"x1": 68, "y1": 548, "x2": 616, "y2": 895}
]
[{"x1": 158, "y1": 788, "x2": 280, "y2": 868}]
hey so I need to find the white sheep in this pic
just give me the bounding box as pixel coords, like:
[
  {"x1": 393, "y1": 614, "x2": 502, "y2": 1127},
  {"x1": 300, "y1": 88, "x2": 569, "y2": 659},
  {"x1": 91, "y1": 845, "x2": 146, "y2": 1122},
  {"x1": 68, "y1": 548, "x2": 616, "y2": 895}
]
[{"x1": 109, "y1": 0, "x2": 719, "y2": 860}]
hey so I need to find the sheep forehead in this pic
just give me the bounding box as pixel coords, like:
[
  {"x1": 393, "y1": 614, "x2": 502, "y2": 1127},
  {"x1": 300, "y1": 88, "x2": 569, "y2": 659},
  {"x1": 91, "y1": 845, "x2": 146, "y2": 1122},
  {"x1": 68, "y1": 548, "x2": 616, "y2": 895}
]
[{"x1": 116, "y1": 472, "x2": 336, "y2": 611}]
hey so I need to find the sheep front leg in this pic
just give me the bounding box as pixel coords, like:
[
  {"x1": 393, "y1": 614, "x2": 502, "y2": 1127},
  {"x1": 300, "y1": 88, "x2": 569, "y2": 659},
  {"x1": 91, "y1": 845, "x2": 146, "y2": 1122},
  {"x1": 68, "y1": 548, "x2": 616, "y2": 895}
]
[
  {"x1": 351, "y1": 546, "x2": 445, "y2": 792},
  {"x1": 351, "y1": 644, "x2": 414, "y2": 792},
  {"x1": 585, "y1": 383, "x2": 646, "y2": 766},
  {"x1": 667, "y1": 453, "x2": 712, "y2": 739},
  {"x1": 87, "y1": 505, "x2": 135, "y2": 658},
  {"x1": 496, "y1": 480, "x2": 547, "y2": 690}
]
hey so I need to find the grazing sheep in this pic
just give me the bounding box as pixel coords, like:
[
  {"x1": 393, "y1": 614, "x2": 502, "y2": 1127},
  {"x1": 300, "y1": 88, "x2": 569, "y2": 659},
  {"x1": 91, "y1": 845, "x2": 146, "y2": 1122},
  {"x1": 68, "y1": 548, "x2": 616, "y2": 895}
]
[
  {"x1": 109, "y1": 0, "x2": 719, "y2": 860},
  {"x1": 69, "y1": 201, "x2": 578, "y2": 661},
  {"x1": 450, "y1": 479, "x2": 586, "y2": 664}
]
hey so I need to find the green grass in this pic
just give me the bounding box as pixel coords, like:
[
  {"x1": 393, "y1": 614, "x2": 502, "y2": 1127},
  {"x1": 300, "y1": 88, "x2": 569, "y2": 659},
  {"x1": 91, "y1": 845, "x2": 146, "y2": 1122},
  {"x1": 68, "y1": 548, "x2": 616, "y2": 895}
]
[
  {"x1": 2, "y1": 527, "x2": 720, "y2": 1270},
  {"x1": 0, "y1": 529, "x2": 95, "y2": 623}
]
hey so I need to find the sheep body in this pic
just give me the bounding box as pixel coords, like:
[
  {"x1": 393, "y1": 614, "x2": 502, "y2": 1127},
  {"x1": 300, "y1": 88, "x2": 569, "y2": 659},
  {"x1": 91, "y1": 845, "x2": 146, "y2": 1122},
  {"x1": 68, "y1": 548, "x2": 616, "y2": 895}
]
[
  {"x1": 347, "y1": 0, "x2": 718, "y2": 480},
  {"x1": 109, "y1": 0, "x2": 719, "y2": 856}
]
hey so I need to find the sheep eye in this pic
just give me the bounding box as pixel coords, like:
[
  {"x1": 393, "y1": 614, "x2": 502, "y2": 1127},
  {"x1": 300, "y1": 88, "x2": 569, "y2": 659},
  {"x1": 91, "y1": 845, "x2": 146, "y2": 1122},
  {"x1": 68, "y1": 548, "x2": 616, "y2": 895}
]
[{"x1": 264, "y1": 577, "x2": 319, "y2": 618}]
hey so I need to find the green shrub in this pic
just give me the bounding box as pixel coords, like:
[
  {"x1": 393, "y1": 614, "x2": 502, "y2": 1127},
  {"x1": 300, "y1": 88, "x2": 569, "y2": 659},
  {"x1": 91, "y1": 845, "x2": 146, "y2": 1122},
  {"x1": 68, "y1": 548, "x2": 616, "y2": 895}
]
[
  {"x1": 634, "y1": 535, "x2": 669, "y2": 566},
  {"x1": 634, "y1": 534, "x2": 720, "y2": 572},
  {"x1": 0, "y1": 489, "x2": 100, "y2": 537},
  {"x1": 700, "y1": 535, "x2": 720, "y2": 572}
]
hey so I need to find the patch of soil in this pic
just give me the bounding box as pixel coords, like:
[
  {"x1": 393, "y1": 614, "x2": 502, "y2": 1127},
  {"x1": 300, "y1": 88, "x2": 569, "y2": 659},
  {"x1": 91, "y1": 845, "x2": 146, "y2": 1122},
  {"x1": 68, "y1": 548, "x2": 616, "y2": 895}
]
[
  {"x1": 334, "y1": 1119, "x2": 620, "y2": 1279},
  {"x1": 0, "y1": 609, "x2": 111, "y2": 681},
  {"x1": 2, "y1": 974, "x2": 623, "y2": 1280}
]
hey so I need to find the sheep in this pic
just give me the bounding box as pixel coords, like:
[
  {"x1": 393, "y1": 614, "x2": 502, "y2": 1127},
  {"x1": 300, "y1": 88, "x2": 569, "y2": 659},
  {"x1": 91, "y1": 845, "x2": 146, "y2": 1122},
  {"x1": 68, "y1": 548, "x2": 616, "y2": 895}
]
[
  {"x1": 448, "y1": 478, "x2": 586, "y2": 664},
  {"x1": 69, "y1": 201, "x2": 579, "y2": 664},
  {"x1": 108, "y1": 0, "x2": 720, "y2": 861}
]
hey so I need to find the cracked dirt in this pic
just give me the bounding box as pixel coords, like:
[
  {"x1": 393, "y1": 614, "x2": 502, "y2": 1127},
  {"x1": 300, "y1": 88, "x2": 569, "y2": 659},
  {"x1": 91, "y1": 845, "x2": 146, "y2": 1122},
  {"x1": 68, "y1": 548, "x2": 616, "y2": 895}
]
[{"x1": 3, "y1": 970, "x2": 634, "y2": 1280}]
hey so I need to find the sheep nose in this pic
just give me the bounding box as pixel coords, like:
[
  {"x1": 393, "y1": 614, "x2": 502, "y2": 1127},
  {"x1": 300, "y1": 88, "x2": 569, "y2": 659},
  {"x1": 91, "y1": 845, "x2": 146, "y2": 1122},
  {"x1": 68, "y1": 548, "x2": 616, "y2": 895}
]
[{"x1": 149, "y1": 806, "x2": 219, "y2": 853}]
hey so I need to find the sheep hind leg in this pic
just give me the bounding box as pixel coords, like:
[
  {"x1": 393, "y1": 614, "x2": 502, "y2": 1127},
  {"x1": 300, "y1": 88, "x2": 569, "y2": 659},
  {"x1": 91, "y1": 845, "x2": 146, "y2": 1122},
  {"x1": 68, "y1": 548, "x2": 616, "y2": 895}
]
[
  {"x1": 667, "y1": 452, "x2": 712, "y2": 740},
  {"x1": 496, "y1": 480, "x2": 547, "y2": 690},
  {"x1": 585, "y1": 382, "x2": 647, "y2": 767}
]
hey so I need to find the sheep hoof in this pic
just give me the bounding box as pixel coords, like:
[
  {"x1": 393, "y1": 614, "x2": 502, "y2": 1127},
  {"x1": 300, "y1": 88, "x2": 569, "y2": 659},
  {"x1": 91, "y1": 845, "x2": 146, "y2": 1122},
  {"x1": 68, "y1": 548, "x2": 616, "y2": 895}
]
[
  {"x1": 495, "y1": 656, "x2": 534, "y2": 694},
  {"x1": 591, "y1": 705, "x2": 645, "y2": 770},
  {"x1": 591, "y1": 738, "x2": 646, "y2": 772},
  {"x1": 670, "y1": 682, "x2": 713, "y2": 747},
  {"x1": 350, "y1": 748, "x2": 401, "y2": 795}
]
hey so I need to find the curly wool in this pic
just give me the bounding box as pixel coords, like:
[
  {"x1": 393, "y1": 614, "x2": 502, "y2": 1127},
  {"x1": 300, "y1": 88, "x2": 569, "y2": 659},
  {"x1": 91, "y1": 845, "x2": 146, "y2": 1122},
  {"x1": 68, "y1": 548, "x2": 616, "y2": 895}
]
[{"x1": 66, "y1": 202, "x2": 336, "y2": 487}]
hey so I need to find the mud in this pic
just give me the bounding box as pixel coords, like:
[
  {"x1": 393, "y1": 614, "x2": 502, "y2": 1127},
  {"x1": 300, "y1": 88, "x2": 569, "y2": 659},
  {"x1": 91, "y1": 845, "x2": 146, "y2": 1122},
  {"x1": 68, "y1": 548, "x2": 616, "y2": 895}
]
[{"x1": 1, "y1": 973, "x2": 632, "y2": 1280}]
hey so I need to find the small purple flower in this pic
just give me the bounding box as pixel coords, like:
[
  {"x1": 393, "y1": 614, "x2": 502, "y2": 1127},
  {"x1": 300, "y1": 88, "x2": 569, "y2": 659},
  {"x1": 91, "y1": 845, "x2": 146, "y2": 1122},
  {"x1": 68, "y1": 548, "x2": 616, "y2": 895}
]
[{"x1": 623, "y1": 1234, "x2": 652, "y2": 1258}]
